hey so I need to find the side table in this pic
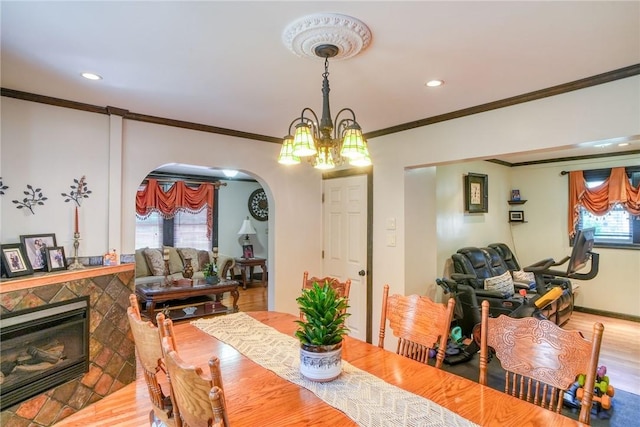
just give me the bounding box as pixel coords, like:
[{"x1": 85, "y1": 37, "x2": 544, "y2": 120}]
[{"x1": 234, "y1": 257, "x2": 267, "y2": 290}]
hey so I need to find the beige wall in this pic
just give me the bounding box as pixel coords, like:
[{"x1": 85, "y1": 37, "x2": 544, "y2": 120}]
[{"x1": 2, "y1": 75, "x2": 639, "y2": 329}]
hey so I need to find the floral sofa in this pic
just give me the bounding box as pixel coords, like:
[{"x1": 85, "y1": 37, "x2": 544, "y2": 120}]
[{"x1": 134, "y1": 246, "x2": 235, "y2": 286}]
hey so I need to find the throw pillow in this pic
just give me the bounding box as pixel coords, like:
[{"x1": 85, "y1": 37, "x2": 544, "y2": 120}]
[
  {"x1": 143, "y1": 248, "x2": 165, "y2": 276},
  {"x1": 512, "y1": 269, "x2": 535, "y2": 283},
  {"x1": 135, "y1": 248, "x2": 151, "y2": 278},
  {"x1": 198, "y1": 250, "x2": 212, "y2": 272},
  {"x1": 178, "y1": 247, "x2": 200, "y2": 272},
  {"x1": 164, "y1": 246, "x2": 183, "y2": 274},
  {"x1": 484, "y1": 271, "x2": 515, "y2": 297}
]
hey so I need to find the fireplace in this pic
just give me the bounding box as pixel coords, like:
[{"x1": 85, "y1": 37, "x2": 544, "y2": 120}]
[{"x1": 0, "y1": 296, "x2": 89, "y2": 411}]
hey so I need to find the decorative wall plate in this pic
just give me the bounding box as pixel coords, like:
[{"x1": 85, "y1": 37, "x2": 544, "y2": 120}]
[{"x1": 249, "y1": 189, "x2": 268, "y2": 221}]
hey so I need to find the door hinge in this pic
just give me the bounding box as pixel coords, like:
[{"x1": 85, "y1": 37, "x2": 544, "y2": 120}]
[
  {"x1": 322, "y1": 193, "x2": 324, "y2": 203},
  {"x1": 322, "y1": 250, "x2": 324, "y2": 259}
]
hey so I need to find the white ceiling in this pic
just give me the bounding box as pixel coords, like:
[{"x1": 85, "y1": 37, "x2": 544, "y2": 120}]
[{"x1": 2, "y1": 1, "x2": 639, "y2": 166}]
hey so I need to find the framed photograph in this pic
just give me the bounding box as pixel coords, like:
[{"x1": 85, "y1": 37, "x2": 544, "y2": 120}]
[
  {"x1": 464, "y1": 173, "x2": 488, "y2": 213},
  {"x1": 511, "y1": 189, "x2": 521, "y2": 201},
  {"x1": 509, "y1": 210, "x2": 525, "y2": 222},
  {"x1": 1, "y1": 243, "x2": 34, "y2": 278},
  {"x1": 242, "y1": 244, "x2": 254, "y2": 259},
  {"x1": 46, "y1": 246, "x2": 67, "y2": 272},
  {"x1": 19, "y1": 233, "x2": 57, "y2": 271}
]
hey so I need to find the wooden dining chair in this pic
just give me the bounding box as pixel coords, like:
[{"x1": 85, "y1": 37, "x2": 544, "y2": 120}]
[
  {"x1": 378, "y1": 284, "x2": 456, "y2": 368},
  {"x1": 127, "y1": 294, "x2": 176, "y2": 427},
  {"x1": 160, "y1": 317, "x2": 229, "y2": 427},
  {"x1": 301, "y1": 271, "x2": 351, "y2": 320},
  {"x1": 479, "y1": 300, "x2": 604, "y2": 425}
]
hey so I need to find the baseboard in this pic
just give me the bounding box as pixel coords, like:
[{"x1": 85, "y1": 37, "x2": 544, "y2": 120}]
[{"x1": 574, "y1": 305, "x2": 640, "y2": 323}]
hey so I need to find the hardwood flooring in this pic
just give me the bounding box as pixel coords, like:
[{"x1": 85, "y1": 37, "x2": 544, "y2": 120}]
[{"x1": 53, "y1": 287, "x2": 639, "y2": 426}]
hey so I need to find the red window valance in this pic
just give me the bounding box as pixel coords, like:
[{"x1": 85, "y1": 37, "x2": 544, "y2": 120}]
[
  {"x1": 136, "y1": 179, "x2": 214, "y2": 238},
  {"x1": 568, "y1": 167, "x2": 640, "y2": 237}
]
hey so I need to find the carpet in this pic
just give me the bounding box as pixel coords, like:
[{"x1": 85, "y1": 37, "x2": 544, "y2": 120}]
[{"x1": 439, "y1": 351, "x2": 640, "y2": 427}]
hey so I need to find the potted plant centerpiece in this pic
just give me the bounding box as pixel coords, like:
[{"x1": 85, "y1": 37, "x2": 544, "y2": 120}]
[
  {"x1": 295, "y1": 281, "x2": 350, "y2": 382},
  {"x1": 202, "y1": 262, "x2": 219, "y2": 284}
]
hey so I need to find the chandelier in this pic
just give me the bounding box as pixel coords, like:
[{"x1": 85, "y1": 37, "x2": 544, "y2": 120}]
[{"x1": 278, "y1": 14, "x2": 372, "y2": 169}]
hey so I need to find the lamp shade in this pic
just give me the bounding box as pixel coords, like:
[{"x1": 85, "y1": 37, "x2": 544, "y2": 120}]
[
  {"x1": 278, "y1": 136, "x2": 301, "y2": 165},
  {"x1": 339, "y1": 125, "x2": 368, "y2": 159},
  {"x1": 292, "y1": 122, "x2": 317, "y2": 156},
  {"x1": 237, "y1": 217, "x2": 257, "y2": 236}
]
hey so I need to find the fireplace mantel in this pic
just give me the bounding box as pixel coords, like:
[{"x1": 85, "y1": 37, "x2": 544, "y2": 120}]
[
  {"x1": 0, "y1": 264, "x2": 133, "y2": 292},
  {"x1": 0, "y1": 263, "x2": 136, "y2": 426}
]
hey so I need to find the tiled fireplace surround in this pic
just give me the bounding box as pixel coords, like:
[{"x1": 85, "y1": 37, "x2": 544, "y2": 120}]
[{"x1": 0, "y1": 265, "x2": 136, "y2": 426}]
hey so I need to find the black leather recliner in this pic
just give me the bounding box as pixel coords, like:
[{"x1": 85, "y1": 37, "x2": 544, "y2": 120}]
[
  {"x1": 488, "y1": 243, "x2": 574, "y2": 326},
  {"x1": 448, "y1": 247, "x2": 539, "y2": 336}
]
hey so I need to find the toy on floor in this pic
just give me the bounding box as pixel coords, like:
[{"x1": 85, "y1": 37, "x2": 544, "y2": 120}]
[{"x1": 564, "y1": 365, "x2": 614, "y2": 419}]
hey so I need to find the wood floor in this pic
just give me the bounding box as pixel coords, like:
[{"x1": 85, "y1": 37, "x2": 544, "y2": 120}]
[{"x1": 53, "y1": 286, "x2": 639, "y2": 426}]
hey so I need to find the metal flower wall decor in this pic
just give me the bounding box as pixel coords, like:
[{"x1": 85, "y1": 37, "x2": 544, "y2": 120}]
[
  {"x1": 0, "y1": 177, "x2": 8, "y2": 195},
  {"x1": 61, "y1": 175, "x2": 92, "y2": 207},
  {"x1": 12, "y1": 184, "x2": 48, "y2": 214}
]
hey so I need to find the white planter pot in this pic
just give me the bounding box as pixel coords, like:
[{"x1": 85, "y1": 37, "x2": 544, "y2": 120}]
[{"x1": 299, "y1": 342, "x2": 342, "y2": 382}]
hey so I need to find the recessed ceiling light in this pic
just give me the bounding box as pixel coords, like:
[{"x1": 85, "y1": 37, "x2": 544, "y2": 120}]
[
  {"x1": 222, "y1": 169, "x2": 239, "y2": 178},
  {"x1": 618, "y1": 142, "x2": 630, "y2": 147},
  {"x1": 426, "y1": 80, "x2": 444, "y2": 87},
  {"x1": 594, "y1": 143, "x2": 611, "y2": 148},
  {"x1": 81, "y1": 72, "x2": 102, "y2": 80}
]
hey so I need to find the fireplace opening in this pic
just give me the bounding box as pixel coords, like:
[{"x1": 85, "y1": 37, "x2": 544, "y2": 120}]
[{"x1": 0, "y1": 296, "x2": 89, "y2": 411}]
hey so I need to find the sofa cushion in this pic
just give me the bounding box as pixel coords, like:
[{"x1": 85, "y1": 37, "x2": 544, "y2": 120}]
[
  {"x1": 163, "y1": 246, "x2": 183, "y2": 274},
  {"x1": 135, "y1": 248, "x2": 151, "y2": 278},
  {"x1": 178, "y1": 247, "x2": 200, "y2": 271},
  {"x1": 484, "y1": 271, "x2": 515, "y2": 297},
  {"x1": 198, "y1": 250, "x2": 212, "y2": 271},
  {"x1": 143, "y1": 248, "x2": 165, "y2": 276}
]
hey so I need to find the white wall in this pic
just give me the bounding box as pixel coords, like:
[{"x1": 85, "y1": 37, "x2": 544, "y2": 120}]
[
  {"x1": 370, "y1": 76, "x2": 639, "y2": 324},
  {"x1": 2, "y1": 75, "x2": 638, "y2": 329},
  {"x1": 510, "y1": 154, "x2": 640, "y2": 316}
]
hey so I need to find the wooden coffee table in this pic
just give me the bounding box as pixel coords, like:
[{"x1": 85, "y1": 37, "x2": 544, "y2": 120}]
[{"x1": 135, "y1": 278, "x2": 240, "y2": 323}]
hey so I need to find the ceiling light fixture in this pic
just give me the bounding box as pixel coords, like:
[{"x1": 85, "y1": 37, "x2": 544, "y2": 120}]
[
  {"x1": 426, "y1": 80, "x2": 444, "y2": 87},
  {"x1": 222, "y1": 169, "x2": 239, "y2": 178},
  {"x1": 81, "y1": 72, "x2": 102, "y2": 80},
  {"x1": 279, "y1": 13, "x2": 372, "y2": 170}
]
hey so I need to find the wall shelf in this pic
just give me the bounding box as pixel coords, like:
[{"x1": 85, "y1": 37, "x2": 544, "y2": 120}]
[{"x1": 507, "y1": 199, "x2": 527, "y2": 205}]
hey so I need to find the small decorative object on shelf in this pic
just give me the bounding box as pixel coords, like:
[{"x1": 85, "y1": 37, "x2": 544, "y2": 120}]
[
  {"x1": 103, "y1": 249, "x2": 118, "y2": 266},
  {"x1": 67, "y1": 231, "x2": 85, "y2": 270},
  {"x1": 511, "y1": 189, "x2": 521, "y2": 201},
  {"x1": 509, "y1": 210, "x2": 525, "y2": 223}
]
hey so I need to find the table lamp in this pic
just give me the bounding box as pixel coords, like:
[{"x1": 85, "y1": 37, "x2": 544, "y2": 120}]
[{"x1": 238, "y1": 217, "x2": 256, "y2": 244}]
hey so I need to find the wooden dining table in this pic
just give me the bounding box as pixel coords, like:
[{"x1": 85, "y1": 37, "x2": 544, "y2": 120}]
[{"x1": 169, "y1": 311, "x2": 585, "y2": 427}]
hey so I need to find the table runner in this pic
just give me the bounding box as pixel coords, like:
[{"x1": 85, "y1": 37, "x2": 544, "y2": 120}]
[{"x1": 192, "y1": 313, "x2": 478, "y2": 427}]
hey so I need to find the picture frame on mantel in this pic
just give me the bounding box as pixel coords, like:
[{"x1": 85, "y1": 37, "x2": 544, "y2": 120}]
[
  {"x1": 1, "y1": 243, "x2": 34, "y2": 278},
  {"x1": 464, "y1": 173, "x2": 488, "y2": 213},
  {"x1": 19, "y1": 233, "x2": 57, "y2": 271}
]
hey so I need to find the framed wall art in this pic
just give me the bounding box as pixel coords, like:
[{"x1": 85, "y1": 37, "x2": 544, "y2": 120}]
[
  {"x1": 46, "y1": 246, "x2": 67, "y2": 272},
  {"x1": 464, "y1": 173, "x2": 488, "y2": 213},
  {"x1": 1, "y1": 243, "x2": 34, "y2": 278},
  {"x1": 19, "y1": 233, "x2": 57, "y2": 271}
]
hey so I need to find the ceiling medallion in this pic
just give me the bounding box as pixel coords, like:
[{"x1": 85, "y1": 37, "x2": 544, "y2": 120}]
[{"x1": 282, "y1": 13, "x2": 372, "y2": 60}]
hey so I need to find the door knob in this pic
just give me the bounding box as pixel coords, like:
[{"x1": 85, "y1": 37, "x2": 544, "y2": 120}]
[{"x1": 358, "y1": 270, "x2": 366, "y2": 276}]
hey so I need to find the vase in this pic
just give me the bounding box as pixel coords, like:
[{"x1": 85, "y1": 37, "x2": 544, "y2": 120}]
[
  {"x1": 299, "y1": 342, "x2": 342, "y2": 382},
  {"x1": 182, "y1": 258, "x2": 194, "y2": 279},
  {"x1": 205, "y1": 275, "x2": 219, "y2": 285}
]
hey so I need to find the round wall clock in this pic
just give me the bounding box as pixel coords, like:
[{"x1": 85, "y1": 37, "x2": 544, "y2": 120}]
[{"x1": 248, "y1": 188, "x2": 268, "y2": 221}]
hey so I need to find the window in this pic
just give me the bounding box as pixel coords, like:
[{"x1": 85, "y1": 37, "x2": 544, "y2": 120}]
[
  {"x1": 135, "y1": 212, "x2": 163, "y2": 248},
  {"x1": 173, "y1": 209, "x2": 210, "y2": 250},
  {"x1": 576, "y1": 169, "x2": 640, "y2": 249},
  {"x1": 135, "y1": 210, "x2": 211, "y2": 250}
]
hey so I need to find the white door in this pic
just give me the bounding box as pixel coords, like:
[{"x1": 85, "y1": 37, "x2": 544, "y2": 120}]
[{"x1": 323, "y1": 175, "x2": 368, "y2": 342}]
